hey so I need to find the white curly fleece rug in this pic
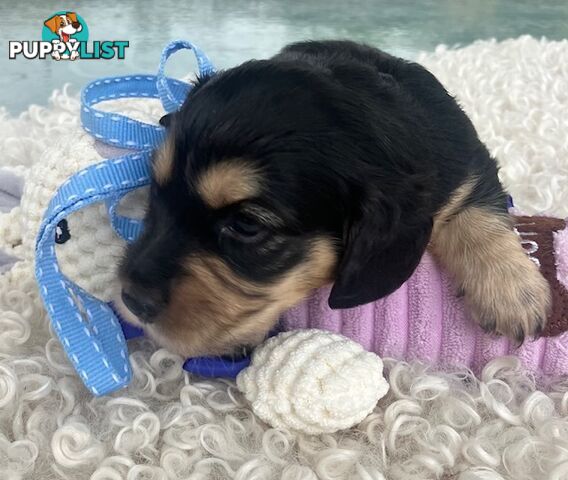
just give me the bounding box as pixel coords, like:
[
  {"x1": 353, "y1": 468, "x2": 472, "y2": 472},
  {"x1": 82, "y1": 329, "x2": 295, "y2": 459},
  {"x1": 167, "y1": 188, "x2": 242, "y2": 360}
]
[{"x1": 1, "y1": 36, "x2": 568, "y2": 480}]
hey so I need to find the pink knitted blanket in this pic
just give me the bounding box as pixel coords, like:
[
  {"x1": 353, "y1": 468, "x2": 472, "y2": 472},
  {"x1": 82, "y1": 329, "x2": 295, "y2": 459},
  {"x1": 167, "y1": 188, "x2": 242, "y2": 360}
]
[{"x1": 281, "y1": 216, "x2": 568, "y2": 376}]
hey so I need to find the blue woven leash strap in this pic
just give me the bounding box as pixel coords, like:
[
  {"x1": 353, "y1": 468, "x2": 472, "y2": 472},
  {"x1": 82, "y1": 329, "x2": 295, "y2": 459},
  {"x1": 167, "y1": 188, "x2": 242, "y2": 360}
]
[
  {"x1": 35, "y1": 153, "x2": 152, "y2": 394},
  {"x1": 81, "y1": 40, "x2": 214, "y2": 151},
  {"x1": 35, "y1": 40, "x2": 216, "y2": 396}
]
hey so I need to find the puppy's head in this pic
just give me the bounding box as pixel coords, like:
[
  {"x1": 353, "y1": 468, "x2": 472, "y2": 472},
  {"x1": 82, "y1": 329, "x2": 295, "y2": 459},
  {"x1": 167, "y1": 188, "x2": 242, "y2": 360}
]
[
  {"x1": 117, "y1": 59, "x2": 433, "y2": 357},
  {"x1": 44, "y1": 12, "x2": 81, "y2": 36}
]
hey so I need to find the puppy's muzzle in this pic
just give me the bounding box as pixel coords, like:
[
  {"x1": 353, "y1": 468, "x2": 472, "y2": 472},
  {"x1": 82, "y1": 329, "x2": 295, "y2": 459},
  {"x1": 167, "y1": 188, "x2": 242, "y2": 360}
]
[{"x1": 121, "y1": 288, "x2": 161, "y2": 323}]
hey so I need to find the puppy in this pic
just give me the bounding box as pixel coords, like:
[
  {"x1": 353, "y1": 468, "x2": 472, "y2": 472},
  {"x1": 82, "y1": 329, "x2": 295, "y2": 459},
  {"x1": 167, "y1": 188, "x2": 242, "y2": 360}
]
[
  {"x1": 117, "y1": 40, "x2": 551, "y2": 357},
  {"x1": 43, "y1": 12, "x2": 83, "y2": 60}
]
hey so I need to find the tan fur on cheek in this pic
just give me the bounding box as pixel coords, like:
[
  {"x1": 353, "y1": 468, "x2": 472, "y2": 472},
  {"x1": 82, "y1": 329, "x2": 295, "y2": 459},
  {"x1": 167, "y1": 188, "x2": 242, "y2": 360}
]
[
  {"x1": 266, "y1": 238, "x2": 338, "y2": 310},
  {"x1": 150, "y1": 238, "x2": 337, "y2": 357},
  {"x1": 152, "y1": 138, "x2": 175, "y2": 185},
  {"x1": 196, "y1": 160, "x2": 261, "y2": 209},
  {"x1": 149, "y1": 255, "x2": 269, "y2": 356}
]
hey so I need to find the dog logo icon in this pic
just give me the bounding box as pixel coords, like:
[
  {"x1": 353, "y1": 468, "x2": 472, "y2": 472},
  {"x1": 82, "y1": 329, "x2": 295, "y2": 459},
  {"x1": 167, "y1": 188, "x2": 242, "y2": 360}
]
[{"x1": 42, "y1": 11, "x2": 88, "y2": 60}]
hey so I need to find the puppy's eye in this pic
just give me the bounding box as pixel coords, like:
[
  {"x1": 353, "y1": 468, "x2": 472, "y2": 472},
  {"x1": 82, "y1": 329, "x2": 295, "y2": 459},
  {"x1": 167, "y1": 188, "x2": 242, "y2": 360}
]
[{"x1": 221, "y1": 214, "x2": 266, "y2": 243}]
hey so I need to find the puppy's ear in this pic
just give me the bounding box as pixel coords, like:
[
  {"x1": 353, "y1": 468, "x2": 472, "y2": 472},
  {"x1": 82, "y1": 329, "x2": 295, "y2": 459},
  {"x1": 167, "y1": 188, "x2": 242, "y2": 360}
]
[
  {"x1": 66, "y1": 12, "x2": 78, "y2": 23},
  {"x1": 328, "y1": 189, "x2": 433, "y2": 309},
  {"x1": 159, "y1": 113, "x2": 175, "y2": 128},
  {"x1": 44, "y1": 15, "x2": 60, "y2": 34}
]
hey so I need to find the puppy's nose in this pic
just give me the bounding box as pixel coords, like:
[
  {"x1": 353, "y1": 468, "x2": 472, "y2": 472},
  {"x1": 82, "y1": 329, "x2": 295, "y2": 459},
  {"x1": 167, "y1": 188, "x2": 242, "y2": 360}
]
[
  {"x1": 121, "y1": 289, "x2": 159, "y2": 323},
  {"x1": 72, "y1": 21, "x2": 81, "y2": 29}
]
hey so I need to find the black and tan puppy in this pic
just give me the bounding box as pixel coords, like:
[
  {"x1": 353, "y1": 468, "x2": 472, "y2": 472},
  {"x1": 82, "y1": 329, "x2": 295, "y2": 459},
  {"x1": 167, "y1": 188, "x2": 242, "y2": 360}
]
[{"x1": 117, "y1": 40, "x2": 550, "y2": 357}]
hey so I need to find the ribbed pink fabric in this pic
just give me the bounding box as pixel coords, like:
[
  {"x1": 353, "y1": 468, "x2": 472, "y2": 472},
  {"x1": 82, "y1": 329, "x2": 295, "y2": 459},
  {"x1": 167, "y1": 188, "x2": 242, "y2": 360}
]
[
  {"x1": 555, "y1": 226, "x2": 568, "y2": 291},
  {"x1": 280, "y1": 246, "x2": 568, "y2": 376}
]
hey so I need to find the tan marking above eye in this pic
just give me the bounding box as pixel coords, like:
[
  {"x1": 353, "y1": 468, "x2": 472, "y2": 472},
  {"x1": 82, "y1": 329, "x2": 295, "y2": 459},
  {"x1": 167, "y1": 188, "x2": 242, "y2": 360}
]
[
  {"x1": 152, "y1": 138, "x2": 175, "y2": 185},
  {"x1": 195, "y1": 159, "x2": 261, "y2": 209}
]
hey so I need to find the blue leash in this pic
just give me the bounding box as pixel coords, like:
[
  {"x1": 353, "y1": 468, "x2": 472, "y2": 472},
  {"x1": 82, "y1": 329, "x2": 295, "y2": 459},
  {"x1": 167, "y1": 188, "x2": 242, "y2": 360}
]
[{"x1": 35, "y1": 40, "x2": 218, "y2": 396}]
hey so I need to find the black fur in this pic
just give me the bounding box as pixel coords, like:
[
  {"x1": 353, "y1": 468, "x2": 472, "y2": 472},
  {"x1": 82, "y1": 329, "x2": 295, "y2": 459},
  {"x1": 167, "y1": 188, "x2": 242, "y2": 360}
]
[{"x1": 120, "y1": 40, "x2": 507, "y2": 317}]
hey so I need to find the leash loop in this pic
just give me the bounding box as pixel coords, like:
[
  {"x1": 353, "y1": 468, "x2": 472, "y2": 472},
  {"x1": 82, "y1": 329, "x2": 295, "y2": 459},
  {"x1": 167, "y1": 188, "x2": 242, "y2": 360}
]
[{"x1": 35, "y1": 40, "x2": 216, "y2": 395}]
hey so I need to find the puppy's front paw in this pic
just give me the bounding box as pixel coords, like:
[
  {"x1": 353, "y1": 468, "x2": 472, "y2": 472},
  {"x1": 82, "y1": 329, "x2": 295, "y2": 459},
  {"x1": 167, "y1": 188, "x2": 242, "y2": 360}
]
[{"x1": 464, "y1": 257, "x2": 551, "y2": 343}]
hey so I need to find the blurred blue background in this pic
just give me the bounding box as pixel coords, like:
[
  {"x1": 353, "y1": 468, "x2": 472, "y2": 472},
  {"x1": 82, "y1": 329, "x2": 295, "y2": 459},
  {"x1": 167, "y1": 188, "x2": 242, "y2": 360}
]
[{"x1": 1, "y1": 0, "x2": 567, "y2": 113}]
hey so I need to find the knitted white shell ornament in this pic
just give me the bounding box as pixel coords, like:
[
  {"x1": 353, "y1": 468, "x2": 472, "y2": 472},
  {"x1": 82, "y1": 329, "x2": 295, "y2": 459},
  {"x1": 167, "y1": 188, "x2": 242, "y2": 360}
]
[{"x1": 237, "y1": 329, "x2": 390, "y2": 434}]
